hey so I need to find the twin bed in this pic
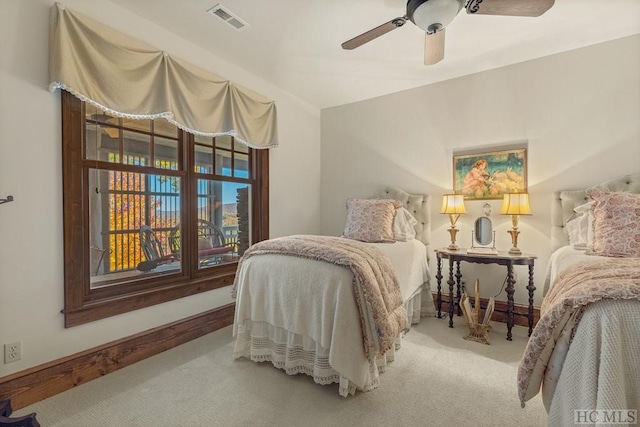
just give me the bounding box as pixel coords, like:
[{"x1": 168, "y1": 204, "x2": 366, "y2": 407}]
[
  {"x1": 230, "y1": 176, "x2": 639, "y2": 414},
  {"x1": 518, "y1": 174, "x2": 640, "y2": 424},
  {"x1": 232, "y1": 187, "x2": 433, "y2": 396}
]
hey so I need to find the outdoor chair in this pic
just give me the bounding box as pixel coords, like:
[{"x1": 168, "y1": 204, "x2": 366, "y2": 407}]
[
  {"x1": 168, "y1": 219, "x2": 235, "y2": 266},
  {"x1": 136, "y1": 225, "x2": 180, "y2": 272}
]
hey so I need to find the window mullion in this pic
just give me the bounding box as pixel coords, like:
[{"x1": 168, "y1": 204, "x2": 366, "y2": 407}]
[{"x1": 184, "y1": 131, "x2": 196, "y2": 276}]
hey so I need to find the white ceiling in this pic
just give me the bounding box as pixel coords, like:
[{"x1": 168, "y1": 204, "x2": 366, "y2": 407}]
[{"x1": 109, "y1": 0, "x2": 640, "y2": 109}]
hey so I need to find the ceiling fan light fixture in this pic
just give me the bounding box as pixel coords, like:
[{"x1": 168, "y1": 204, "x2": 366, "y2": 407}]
[
  {"x1": 409, "y1": 0, "x2": 463, "y2": 33},
  {"x1": 341, "y1": 0, "x2": 555, "y2": 66}
]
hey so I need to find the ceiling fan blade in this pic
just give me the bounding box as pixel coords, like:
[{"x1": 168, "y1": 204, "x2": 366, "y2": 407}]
[
  {"x1": 341, "y1": 17, "x2": 406, "y2": 50},
  {"x1": 424, "y1": 30, "x2": 445, "y2": 66},
  {"x1": 466, "y1": 0, "x2": 555, "y2": 17}
]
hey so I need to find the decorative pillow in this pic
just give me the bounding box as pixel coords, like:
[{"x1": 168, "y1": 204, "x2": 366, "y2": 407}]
[
  {"x1": 565, "y1": 213, "x2": 588, "y2": 247},
  {"x1": 393, "y1": 207, "x2": 417, "y2": 241},
  {"x1": 343, "y1": 198, "x2": 401, "y2": 243},
  {"x1": 587, "y1": 191, "x2": 640, "y2": 257},
  {"x1": 574, "y1": 200, "x2": 594, "y2": 213},
  {"x1": 566, "y1": 201, "x2": 595, "y2": 247}
]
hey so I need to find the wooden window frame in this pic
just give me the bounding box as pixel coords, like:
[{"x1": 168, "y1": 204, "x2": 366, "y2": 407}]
[{"x1": 61, "y1": 92, "x2": 269, "y2": 327}]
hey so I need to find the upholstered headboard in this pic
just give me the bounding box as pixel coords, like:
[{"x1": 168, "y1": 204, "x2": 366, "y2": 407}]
[
  {"x1": 377, "y1": 186, "x2": 431, "y2": 248},
  {"x1": 551, "y1": 174, "x2": 640, "y2": 252}
]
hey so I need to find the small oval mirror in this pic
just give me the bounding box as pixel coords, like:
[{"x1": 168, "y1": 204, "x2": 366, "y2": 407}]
[{"x1": 474, "y1": 217, "x2": 493, "y2": 246}]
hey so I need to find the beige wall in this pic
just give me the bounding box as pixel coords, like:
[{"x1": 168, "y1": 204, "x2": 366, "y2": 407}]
[
  {"x1": 0, "y1": 0, "x2": 321, "y2": 376},
  {"x1": 321, "y1": 35, "x2": 640, "y2": 306}
]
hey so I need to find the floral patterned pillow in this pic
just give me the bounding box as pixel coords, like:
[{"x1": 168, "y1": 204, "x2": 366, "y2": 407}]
[
  {"x1": 587, "y1": 190, "x2": 640, "y2": 257},
  {"x1": 343, "y1": 199, "x2": 401, "y2": 243}
]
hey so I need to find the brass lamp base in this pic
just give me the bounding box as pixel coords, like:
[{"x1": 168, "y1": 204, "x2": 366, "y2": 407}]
[
  {"x1": 507, "y1": 228, "x2": 521, "y2": 255},
  {"x1": 448, "y1": 226, "x2": 460, "y2": 251}
]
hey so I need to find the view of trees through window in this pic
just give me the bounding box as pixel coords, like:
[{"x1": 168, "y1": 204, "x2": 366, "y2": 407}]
[
  {"x1": 84, "y1": 105, "x2": 251, "y2": 287},
  {"x1": 61, "y1": 92, "x2": 268, "y2": 327}
]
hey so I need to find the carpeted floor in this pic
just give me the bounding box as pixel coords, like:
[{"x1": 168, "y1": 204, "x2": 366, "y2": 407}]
[{"x1": 15, "y1": 316, "x2": 547, "y2": 426}]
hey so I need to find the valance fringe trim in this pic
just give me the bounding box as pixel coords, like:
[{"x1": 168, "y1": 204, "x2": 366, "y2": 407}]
[
  {"x1": 49, "y1": 3, "x2": 278, "y2": 149},
  {"x1": 50, "y1": 82, "x2": 265, "y2": 149}
]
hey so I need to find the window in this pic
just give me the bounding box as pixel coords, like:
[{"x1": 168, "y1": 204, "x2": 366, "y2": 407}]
[{"x1": 61, "y1": 92, "x2": 269, "y2": 327}]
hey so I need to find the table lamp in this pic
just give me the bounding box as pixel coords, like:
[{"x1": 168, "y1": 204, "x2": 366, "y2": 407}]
[
  {"x1": 500, "y1": 193, "x2": 532, "y2": 255},
  {"x1": 441, "y1": 194, "x2": 466, "y2": 250}
]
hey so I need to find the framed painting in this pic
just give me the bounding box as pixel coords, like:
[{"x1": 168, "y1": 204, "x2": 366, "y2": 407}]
[{"x1": 453, "y1": 148, "x2": 527, "y2": 200}]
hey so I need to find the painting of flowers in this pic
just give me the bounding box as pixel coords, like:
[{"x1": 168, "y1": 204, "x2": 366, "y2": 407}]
[{"x1": 453, "y1": 149, "x2": 527, "y2": 200}]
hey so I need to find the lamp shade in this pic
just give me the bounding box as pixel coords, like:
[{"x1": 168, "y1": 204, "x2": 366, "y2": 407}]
[
  {"x1": 500, "y1": 193, "x2": 532, "y2": 215},
  {"x1": 441, "y1": 194, "x2": 467, "y2": 214}
]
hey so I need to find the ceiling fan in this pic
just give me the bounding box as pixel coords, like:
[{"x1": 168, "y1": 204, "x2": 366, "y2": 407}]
[{"x1": 341, "y1": 0, "x2": 555, "y2": 65}]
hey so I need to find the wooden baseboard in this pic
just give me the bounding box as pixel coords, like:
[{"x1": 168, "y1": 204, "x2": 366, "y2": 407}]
[
  {"x1": 0, "y1": 295, "x2": 536, "y2": 410},
  {"x1": 0, "y1": 303, "x2": 235, "y2": 410},
  {"x1": 432, "y1": 292, "x2": 540, "y2": 328}
]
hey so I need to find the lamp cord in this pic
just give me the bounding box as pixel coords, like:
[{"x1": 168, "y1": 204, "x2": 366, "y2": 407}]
[{"x1": 493, "y1": 275, "x2": 508, "y2": 298}]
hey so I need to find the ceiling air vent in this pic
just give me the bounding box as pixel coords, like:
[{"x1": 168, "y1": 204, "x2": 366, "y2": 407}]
[{"x1": 207, "y1": 4, "x2": 250, "y2": 31}]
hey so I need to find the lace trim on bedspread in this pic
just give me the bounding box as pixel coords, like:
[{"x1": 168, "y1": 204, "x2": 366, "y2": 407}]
[{"x1": 233, "y1": 321, "x2": 400, "y2": 397}]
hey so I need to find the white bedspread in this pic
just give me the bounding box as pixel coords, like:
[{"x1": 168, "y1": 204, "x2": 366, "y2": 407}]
[
  {"x1": 537, "y1": 246, "x2": 640, "y2": 423},
  {"x1": 232, "y1": 240, "x2": 431, "y2": 395},
  {"x1": 543, "y1": 246, "x2": 605, "y2": 296},
  {"x1": 367, "y1": 240, "x2": 432, "y2": 304},
  {"x1": 546, "y1": 299, "x2": 640, "y2": 425}
]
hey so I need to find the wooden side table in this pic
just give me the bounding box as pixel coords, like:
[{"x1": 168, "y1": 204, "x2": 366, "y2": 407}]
[{"x1": 434, "y1": 248, "x2": 537, "y2": 341}]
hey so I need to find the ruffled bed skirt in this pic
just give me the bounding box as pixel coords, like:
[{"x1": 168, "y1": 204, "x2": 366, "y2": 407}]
[{"x1": 233, "y1": 289, "x2": 432, "y2": 396}]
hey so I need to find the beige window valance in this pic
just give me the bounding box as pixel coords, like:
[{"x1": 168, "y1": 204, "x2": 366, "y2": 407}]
[{"x1": 49, "y1": 2, "x2": 278, "y2": 148}]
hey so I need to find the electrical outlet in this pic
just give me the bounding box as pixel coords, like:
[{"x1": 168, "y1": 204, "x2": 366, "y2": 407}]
[{"x1": 4, "y1": 342, "x2": 21, "y2": 363}]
